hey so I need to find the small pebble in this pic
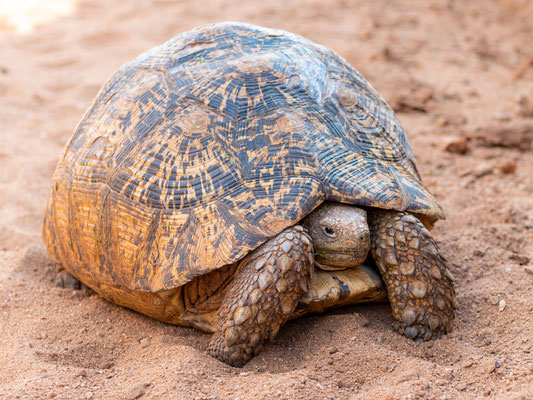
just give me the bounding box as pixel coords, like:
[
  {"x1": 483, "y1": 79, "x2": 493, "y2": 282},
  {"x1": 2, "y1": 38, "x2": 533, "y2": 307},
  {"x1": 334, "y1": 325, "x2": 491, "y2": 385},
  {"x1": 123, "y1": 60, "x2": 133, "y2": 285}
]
[
  {"x1": 498, "y1": 161, "x2": 517, "y2": 174},
  {"x1": 99, "y1": 361, "x2": 114, "y2": 370},
  {"x1": 456, "y1": 383, "x2": 468, "y2": 391},
  {"x1": 509, "y1": 254, "x2": 531, "y2": 265},
  {"x1": 473, "y1": 250, "x2": 485, "y2": 258},
  {"x1": 85, "y1": 392, "x2": 93, "y2": 399},
  {"x1": 127, "y1": 383, "x2": 150, "y2": 400},
  {"x1": 414, "y1": 87, "x2": 433, "y2": 103},
  {"x1": 499, "y1": 299, "x2": 507, "y2": 311},
  {"x1": 436, "y1": 116, "x2": 449, "y2": 126},
  {"x1": 482, "y1": 358, "x2": 497, "y2": 374},
  {"x1": 487, "y1": 296, "x2": 499, "y2": 305},
  {"x1": 443, "y1": 137, "x2": 469, "y2": 154}
]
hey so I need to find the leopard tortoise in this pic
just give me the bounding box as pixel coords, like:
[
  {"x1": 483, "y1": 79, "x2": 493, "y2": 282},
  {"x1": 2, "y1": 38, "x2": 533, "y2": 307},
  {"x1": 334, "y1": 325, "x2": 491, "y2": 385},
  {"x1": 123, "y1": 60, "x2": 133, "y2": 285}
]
[{"x1": 42, "y1": 22, "x2": 457, "y2": 367}]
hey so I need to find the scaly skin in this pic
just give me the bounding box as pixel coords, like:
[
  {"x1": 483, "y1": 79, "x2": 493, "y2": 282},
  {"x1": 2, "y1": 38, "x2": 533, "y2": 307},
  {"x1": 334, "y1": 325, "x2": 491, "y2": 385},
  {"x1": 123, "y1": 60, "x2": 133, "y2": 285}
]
[
  {"x1": 207, "y1": 225, "x2": 313, "y2": 367},
  {"x1": 368, "y1": 210, "x2": 457, "y2": 341},
  {"x1": 56, "y1": 269, "x2": 82, "y2": 290}
]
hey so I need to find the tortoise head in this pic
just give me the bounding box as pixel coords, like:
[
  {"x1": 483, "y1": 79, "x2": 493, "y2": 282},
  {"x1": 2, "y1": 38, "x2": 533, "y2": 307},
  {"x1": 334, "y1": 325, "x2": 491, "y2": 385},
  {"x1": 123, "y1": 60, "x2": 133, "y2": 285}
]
[{"x1": 302, "y1": 202, "x2": 370, "y2": 271}]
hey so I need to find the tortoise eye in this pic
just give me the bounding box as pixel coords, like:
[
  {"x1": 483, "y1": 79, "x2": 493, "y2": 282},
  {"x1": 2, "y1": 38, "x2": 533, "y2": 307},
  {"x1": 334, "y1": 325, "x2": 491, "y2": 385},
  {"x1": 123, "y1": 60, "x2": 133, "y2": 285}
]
[{"x1": 322, "y1": 226, "x2": 336, "y2": 238}]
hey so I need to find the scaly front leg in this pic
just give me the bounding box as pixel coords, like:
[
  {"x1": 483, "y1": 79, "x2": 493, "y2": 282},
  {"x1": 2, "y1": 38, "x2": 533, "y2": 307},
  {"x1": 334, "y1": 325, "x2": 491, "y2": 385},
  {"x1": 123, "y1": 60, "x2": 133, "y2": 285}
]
[
  {"x1": 368, "y1": 210, "x2": 457, "y2": 341},
  {"x1": 208, "y1": 225, "x2": 314, "y2": 367}
]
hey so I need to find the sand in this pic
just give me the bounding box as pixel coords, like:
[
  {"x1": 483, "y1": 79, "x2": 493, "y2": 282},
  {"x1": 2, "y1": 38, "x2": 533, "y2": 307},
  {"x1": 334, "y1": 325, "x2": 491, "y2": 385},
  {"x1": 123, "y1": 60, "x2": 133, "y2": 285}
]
[{"x1": 0, "y1": 0, "x2": 532, "y2": 398}]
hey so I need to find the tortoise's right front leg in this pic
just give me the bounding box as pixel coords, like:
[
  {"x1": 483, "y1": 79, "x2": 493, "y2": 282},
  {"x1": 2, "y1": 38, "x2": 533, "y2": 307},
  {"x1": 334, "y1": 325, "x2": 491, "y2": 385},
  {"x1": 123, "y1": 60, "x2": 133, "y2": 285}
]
[{"x1": 208, "y1": 226, "x2": 314, "y2": 367}]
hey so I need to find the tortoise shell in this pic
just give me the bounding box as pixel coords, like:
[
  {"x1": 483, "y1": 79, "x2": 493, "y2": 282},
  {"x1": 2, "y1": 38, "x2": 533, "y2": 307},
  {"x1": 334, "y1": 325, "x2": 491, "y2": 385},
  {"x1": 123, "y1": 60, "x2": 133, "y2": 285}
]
[{"x1": 42, "y1": 22, "x2": 443, "y2": 293}]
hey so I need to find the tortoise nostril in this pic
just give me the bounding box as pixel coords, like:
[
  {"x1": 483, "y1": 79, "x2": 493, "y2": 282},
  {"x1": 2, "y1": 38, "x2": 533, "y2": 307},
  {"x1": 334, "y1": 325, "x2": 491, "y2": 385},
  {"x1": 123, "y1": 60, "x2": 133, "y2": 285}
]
[{"x1": 358, "y1": 232, "x2": 370, "y2": 244}]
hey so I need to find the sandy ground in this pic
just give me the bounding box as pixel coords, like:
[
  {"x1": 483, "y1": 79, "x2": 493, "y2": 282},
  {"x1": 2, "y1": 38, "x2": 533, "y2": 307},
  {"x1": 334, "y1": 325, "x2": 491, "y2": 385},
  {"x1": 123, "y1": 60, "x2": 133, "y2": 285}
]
[{"x1": 1, "y1": 0, "x2": 533, "y2": 399}]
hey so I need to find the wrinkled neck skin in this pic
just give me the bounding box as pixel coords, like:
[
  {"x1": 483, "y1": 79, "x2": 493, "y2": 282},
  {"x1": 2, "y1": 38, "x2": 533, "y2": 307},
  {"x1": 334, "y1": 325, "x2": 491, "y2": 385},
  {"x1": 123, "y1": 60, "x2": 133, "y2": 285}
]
[{"x1": 301, "y1": 202, "x2": 370, "y2": 271}]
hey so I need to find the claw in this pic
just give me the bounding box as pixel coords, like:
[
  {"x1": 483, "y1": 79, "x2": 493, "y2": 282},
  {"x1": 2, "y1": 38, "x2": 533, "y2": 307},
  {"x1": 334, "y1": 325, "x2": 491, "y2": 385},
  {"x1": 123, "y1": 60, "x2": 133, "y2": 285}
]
[{"x1": 404, "y1": 326, "x2": 419, "y2": 339}]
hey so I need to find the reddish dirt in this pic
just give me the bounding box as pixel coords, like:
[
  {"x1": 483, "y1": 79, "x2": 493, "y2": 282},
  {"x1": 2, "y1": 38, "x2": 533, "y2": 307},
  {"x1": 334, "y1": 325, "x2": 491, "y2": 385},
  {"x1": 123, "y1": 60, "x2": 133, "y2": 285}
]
[{"x1": 1, "y1": 0, "x2": 532, "y2": 399}]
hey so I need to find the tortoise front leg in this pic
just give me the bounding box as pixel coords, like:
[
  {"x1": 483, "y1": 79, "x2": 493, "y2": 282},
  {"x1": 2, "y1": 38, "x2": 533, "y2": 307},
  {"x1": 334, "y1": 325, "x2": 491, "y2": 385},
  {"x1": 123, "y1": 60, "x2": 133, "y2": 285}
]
[
  {"x1": 368, "y1": 210, "x2": 457, "y2": 341},
  {"x1": 208, "y1": 226, "x2": 314, "y2": 367}
]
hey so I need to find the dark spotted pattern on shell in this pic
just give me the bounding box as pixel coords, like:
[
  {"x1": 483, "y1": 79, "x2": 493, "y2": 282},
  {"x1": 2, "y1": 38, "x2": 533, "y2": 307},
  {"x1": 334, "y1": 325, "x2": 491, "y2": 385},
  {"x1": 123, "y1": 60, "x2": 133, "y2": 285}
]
[{"x1": 42, "y1": 22, "x2": 444, "y2": 292}]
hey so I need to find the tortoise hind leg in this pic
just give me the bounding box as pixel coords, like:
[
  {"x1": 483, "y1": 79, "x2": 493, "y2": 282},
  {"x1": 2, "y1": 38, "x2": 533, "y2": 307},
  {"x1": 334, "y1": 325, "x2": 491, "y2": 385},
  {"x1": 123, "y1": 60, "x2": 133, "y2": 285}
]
[
  {"x1": 368, "y1": 210, "x2": 457, "y2": 341},
  {"x1": 56, "y1": 269, "x2": 92, "y2": 295},
  {"x1": 208, "y1": 226, "x2": 314, "y2": 367},
  {"x1": 56, "y1": 269, "x2": 82, "y2": 290}
]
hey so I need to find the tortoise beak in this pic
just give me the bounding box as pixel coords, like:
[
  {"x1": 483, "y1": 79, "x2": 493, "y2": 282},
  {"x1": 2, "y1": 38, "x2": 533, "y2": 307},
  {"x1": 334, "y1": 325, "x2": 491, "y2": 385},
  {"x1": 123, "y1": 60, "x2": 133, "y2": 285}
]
[{"x1": 314, "y1": 237, "x2": 370, "y2": 270}]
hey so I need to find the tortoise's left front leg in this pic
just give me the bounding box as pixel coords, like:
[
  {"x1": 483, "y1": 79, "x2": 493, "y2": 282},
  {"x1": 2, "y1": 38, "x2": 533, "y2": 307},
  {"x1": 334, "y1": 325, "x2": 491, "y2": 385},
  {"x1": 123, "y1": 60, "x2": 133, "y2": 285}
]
[{"x1": 368, "y1": 210, "x2": 457, "y2": 341}]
